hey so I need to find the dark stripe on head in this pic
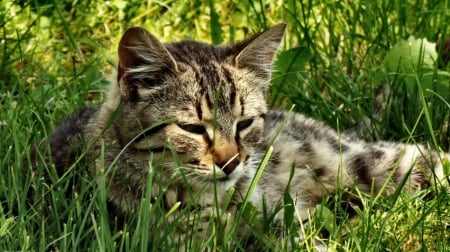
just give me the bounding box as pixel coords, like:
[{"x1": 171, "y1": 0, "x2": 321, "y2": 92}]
[
  {"x1": 221, "y1": 65, "x2": 236, "y2": 107},
  {"x1": 229, "y1": 81, "x2": 236, "y2": 107},
  {"x1": 204, "y1": 89, "x2": 213, "y2": 110},
  {"x1": 196, "y1": 74, "x2": 213, "y2": 110},
  {"x1": 221, "y1": 65, "x2": 234, "y2": 85},
  {"x1": 240, "y1": 96, "x2": 245, "y2": 116},
  {"x1": 196, "y1": 101, "x2": 203, "y2": 120}
]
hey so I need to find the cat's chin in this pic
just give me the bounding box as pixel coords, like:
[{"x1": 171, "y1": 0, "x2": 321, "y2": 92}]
[{"x1": 211, "y1": 176, "x2": 239, "y2": 190}]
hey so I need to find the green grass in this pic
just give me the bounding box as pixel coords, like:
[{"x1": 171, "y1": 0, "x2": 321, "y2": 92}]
[{"x1": 1, "y1": 0, "x2": 450, "y2": 251}]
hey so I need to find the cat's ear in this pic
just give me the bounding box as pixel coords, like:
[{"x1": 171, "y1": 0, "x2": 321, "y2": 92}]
[
  {"x1": 117, "y1": 27, "x2": 177, "y2": 100},
  {"x1": 234, "y1": 23, "x2": 286, "y2": 78}
]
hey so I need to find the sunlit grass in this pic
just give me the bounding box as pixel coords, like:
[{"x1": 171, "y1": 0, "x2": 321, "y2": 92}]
[{"x1": 1, "y1": 0, "x2": 449, "y2": 251}]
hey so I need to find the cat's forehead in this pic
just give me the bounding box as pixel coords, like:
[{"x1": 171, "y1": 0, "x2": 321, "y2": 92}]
[
  {"x1": 157, "y1": 40, "x2": 267, "y2": 121},
  {"x1": 165, "y1": 41, "x2": 231, "y2": 65},
  {"x1": 165, "y1": 41, "x2": 245, "y2": 107}
]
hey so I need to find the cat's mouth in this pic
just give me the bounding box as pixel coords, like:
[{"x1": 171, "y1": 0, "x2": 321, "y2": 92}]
[
  {"x1": 183, "y1": 160, "x2": 241, "y2": 180},
  {"x1": 207, "y1": 163, "x2": 244, "y2": 188}
]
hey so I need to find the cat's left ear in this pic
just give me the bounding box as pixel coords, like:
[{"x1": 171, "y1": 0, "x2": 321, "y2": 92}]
[
  {"x1": 117, "y1": 27, "x2": 177, "y2": 101},
  {"x1": 234, "y1": 23, "x2": 286, "y2": 78}
]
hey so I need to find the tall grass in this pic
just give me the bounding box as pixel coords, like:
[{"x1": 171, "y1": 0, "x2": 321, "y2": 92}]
[{"x1": 1, "y1": 0, "x2": 449, "y2": 251}]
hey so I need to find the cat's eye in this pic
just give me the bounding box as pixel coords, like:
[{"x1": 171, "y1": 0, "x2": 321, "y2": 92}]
[
  {"x1": 177, "y1": 123, "x2": 206, "y2": 134},
  {"x1": 237, "y1": 118, "x2": 254, "y2": 131}
]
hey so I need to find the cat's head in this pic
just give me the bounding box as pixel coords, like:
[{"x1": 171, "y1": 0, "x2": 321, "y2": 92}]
[{"x1": 110, "y1": 24, "x2": 285, "y2": 188}]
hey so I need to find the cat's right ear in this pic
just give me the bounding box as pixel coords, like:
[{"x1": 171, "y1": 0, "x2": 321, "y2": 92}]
[
  {"x1": 234, "y1": 23, "x2": 286, "y2": 79},
  {"x1": 117, "y1": 27, "x2": 177, "y2": 101}
]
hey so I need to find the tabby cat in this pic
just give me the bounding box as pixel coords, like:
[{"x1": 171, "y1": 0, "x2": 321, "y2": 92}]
[{"x1": 36, "y1": 23, "x2": 449, "y2": 248}]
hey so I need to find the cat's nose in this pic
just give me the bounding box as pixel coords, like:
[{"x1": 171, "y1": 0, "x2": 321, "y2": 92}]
[
  {"x1": 213, "y1": 141, "x2": 240, "y2": 175},
  {"x1": 216, "y1": 159, "x2": 240, "y2": 175}
]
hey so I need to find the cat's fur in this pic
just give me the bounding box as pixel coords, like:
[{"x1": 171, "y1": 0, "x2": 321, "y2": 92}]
[{"x1": 34, "y1": 24, "x2": 449, "y2": 246}]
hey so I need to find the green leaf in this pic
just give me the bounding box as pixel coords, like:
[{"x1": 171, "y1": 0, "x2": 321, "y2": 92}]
[
  {"x1": 273, "y1": 47, "x2": 311, "y2": 82},
  {"x1": 378, "y1": 37, "x2": 450, "y2": 99},
  {"x1": 271, "y1": 47, "x2": 311, "y2": 105},
  {"x1": 382, "y1": 36, "x2": 437, "y2": 72},
  {"x1": 315, "y1": 204, "x2": 336, "y2": 234}
]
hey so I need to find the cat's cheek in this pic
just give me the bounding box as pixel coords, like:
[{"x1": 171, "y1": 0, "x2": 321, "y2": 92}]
[
  {"x1": 165, "y1": 125, "x2": 205, "y2": 153},
  {"x1": 241, "y1": 127, "x2": 263, "y2": 148}
]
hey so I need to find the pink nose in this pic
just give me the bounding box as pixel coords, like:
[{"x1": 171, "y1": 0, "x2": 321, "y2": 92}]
[{"x1": 213, "y1": 141, "x2": 240, "y2": 175}]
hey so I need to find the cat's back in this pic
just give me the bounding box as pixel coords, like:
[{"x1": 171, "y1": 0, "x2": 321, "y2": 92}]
[{"x1": 262, "y1": 110, "x2": 344, "y2": 144}]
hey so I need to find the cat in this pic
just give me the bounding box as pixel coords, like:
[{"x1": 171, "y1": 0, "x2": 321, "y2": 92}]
[{"x1": 32, "y1": 23, "x2": 449, "y2": 248}]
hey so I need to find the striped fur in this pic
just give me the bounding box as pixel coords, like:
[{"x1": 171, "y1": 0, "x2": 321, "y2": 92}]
[{"x1": 43, "y1": 24, "x2": 448, "y2": 245}]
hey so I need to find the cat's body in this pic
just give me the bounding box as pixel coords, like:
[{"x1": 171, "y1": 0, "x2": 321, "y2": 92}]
[{"x1": 35, "y1": 24, "x2": 449, "y2": 246}]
